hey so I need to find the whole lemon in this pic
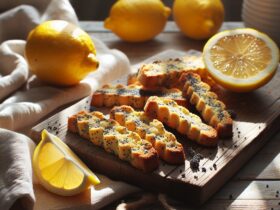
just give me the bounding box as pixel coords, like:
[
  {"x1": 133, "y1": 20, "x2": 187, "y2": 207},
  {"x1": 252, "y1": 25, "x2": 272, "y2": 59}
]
[
  {"x1": 173, "y1": 0, "x2": 224, "y2": 40},
  {"x1": 25, "y1": 20, "x2": 99, "y2": 86},
  {"x1": 104, "y1": 0, "x2": 171, "y2": 42}
]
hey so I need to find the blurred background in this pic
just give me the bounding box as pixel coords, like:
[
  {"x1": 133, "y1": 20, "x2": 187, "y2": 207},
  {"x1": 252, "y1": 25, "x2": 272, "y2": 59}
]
[{"x1": 71, "y1": 0, "x2": 243, "y2": 21}]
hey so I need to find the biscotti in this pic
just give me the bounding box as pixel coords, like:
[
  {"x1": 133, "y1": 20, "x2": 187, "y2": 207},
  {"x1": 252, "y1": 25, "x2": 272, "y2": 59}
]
[
  {"x1": 110, "y1": 105, "x2": 185, "y2": 164},
  {"x1": 180, "y1": 72, "x2": 233, "y2": 138},
  {"x1": 68, "y1": 111, "x2": 159, "y2": 172},
  {"x1": 144, "y1": 96, "x2": 218, "y2": 147},
  {"x1": 137, "y1": 55, "x2": 206, "y2": 89},
  {"x1": 91, "y1": 84, "x2": 188, "y2": 108},
  {"x1": 127, "y1": 73, "x2": 141, "y2": 85}
]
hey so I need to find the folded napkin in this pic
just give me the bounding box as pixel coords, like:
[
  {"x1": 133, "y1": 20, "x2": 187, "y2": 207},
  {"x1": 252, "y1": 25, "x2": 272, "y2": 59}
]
[
  {"x1": 0, "y1": 1, "x2": 138, "y2": 210},
  {"x1": 0, "y1": 129, "x2": 35, "y2": 210}
]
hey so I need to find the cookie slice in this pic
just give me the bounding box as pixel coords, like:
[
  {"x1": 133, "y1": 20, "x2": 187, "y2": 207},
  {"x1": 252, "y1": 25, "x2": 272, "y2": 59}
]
[
  {"x1": 110, "y1": 105, "x2": 185, "y2": 164},
  {"x1": 180, "y1": 72, "x2": 233, "y2": 138},
  {"x1": 68, "y1": 111, "x2": 159, "y2": 172},
  {"x1": 91, "y1": 84, "x2": 188, "y2": 109},
  {"x1": 144, "y1": 96, "x2": 218, "y2": 147},
  {"x1": 137, "y1": 55, "x2": 206, "y2": 89}
]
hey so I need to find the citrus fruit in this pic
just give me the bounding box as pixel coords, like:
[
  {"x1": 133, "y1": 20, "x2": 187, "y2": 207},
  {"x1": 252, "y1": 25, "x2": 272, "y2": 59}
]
[
  {"x1": 33, "y1": 129, "x2": 100, "y2": 196},
  {"x1": 203, "y1": 28, "x2": 279, "y2": 92},
  {"x1": 173, "y1": 0, "x2": 224, "y2": 40},
  {"x1": 25, "y1": 20, "x2": 99, "y2": 86},
  {"x1": 104, "y1": 0, "x2": 171, "y2": 42}
]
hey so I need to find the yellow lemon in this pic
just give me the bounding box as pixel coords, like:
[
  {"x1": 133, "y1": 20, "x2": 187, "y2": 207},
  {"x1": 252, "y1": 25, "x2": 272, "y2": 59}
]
[
  {"x1": 173, "y1": 0, "x2": 224, "y2": 40},
  {"x1": 25, "y1": 20, "x2": 99, "y2": 86},
  {"x1": 203, "y1": 28, "x2": 279, "y2": 92},
  {"x1": 33, "y1": 130, "x2": 100, "y2": 196},
  {"x1": 104, "y1": 0, "x2": 171, "y2": 42}
]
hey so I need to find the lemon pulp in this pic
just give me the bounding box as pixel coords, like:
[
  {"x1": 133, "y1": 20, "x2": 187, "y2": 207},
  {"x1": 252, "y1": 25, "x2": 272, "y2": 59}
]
[
  {"x1": 33, "y1": 130, "x2": 100, "y2": 196},
  {"x1": 210, "y1": 34, "x2": 272, "y2": 78},
  {"x1": 203, "y1": 28, "x2": 279, "y2": 92}
]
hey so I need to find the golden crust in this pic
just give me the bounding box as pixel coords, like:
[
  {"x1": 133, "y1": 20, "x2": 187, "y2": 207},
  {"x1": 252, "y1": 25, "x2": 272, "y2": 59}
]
[
  {"x1": 137, "y1": 55, "x2": 206, "y2": 89},
  {"x1": 68, "y1": 111, "x2": 159, "y2": 172},
  {"x1": 180, "y1": 72, "x2": 233, "y2": 138},
  {"x1": 110, "y1": 105, "x2": 185, "y2": 164},
  {"x1": 127, "y1": 73, "x2": 141, "y2": 85},
  {"x1": 67, "y1": 110, "x2": 90, "y2": 134},
  {"x1": 144, "y1": 96, "x2": 218, "y2": 147},
  {"x1": 91, "y1": 84, "x2": 188, "y2": 109}
]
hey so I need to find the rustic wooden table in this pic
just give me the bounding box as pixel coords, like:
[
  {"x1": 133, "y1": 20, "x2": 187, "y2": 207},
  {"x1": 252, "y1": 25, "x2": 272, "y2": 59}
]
[{"x1": 78, "y1": 21, "x2": 280, "y2": 210}]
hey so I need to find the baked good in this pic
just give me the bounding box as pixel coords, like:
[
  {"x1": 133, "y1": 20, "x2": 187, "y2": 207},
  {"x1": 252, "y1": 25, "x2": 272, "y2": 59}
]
[
  {"x1": 137, "y1": 55, "x2": 206, "y2": 89},
  {"x1": 91, "y1": 84, "x2": 188, "y2": 109},
  {"x1": 180, "y1": 72, "x2": 233, "y2": 138},
  {"x1": 68, "y1": 111, "x2": 159, "y2": 172},
  {"x1": 144, "y1": 96, "x2": 218, "y2": 147},
  {"x1": 127, "y1": 73, "x2": 141, "y2": 85},
  {"x1": 110, "y1": 105, "x2": 185, "y2": 164}
]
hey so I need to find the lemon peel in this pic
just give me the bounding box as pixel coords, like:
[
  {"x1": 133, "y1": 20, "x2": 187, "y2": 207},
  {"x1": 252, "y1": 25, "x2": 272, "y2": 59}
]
[
  {"x1": 104, "y1": 0, "x2": 170, "y2": 42},
  {"x1": 25, "y1": 20, "x2": 99, "y2": 86},
  {"x1": 173, "y1": 0, "x2": 224, "y2": 40}
]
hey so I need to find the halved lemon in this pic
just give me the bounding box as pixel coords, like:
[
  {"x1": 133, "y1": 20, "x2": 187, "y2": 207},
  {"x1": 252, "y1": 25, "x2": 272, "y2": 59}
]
[
  {"x1": 203, "y1": 28, "x2": 279, "y2": 92},
  {"x1": 33, "y1": 130, "x2": 100, "y2": 196}
]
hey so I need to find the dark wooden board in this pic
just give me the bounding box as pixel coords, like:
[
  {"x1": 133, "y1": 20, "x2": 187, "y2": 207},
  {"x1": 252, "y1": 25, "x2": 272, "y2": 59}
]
[{"x1": 30, "y1": 63, "x2": 280, "y2": 206}]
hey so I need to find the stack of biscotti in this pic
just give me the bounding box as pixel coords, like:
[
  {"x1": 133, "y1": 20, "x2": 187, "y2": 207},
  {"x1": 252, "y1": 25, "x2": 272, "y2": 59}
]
[
  {"x1": 180, "y1": 72, "x2": 233, "y2": 138},
  {"x1": 68, "y1": 111, "x2": 159, "y2": 172},
  {"x1": 91, "y1": 84, "x2": 188, "y2": 109},
  {"x1": 144, "y1": 96, "x2": 218, "y2": 147},
  {"x1": 134, "y1": 55, "x2": 233, "y2": 139},
  {"x1": 67, "y1": 54, "x2": 234, "y2": 172},
  {"x1": 110, "y1": 105, "x2": 185, "y2": 164}
]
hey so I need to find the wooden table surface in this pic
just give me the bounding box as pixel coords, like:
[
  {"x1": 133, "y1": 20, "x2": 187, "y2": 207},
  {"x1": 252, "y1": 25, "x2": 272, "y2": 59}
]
[{"x1": 79, "y1": 21, "x2": 280, "y2": 210}]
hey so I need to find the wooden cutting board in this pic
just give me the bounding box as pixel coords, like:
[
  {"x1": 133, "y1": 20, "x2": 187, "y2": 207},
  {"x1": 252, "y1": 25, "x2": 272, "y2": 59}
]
[{"x1": 30, "y1": 53, "x2": 280, "y2": 206}]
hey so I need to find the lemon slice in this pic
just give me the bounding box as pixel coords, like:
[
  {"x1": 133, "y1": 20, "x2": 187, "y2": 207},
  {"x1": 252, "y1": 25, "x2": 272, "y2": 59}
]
[
  {"x1": 203, "y1": 28, "x2": 279, "y2": 92},
  {"x1": 33, "y1": 130, "x2": 100, "y2": 196}
]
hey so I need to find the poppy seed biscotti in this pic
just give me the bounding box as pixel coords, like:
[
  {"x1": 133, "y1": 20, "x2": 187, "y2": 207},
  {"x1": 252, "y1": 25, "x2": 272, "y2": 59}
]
[
  {"x1": 144, "y1": 96, "x2": 218, "y2": 147},
  {"x1": 110, "y1": 105, "x2": 185, "y2": 164},
  {"x1": 180, "y1": 72, "x2": 233, "y2": 138},
  {"x1": 91, "y1": 84, "x2": 188, "y2": 109},
  {"x1": 137, "y1": 55, "x2": 206, "y2": 89},
  {"x1": 68, "y1": 111, "x2": 159, "y2": 172}
]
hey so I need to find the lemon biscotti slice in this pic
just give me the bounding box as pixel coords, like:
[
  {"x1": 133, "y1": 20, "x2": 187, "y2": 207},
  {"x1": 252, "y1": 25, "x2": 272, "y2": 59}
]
[
  {"x1": 91, "y1": 84, "x2": 188, "y2": 109},
  {"x1": 110, "y1": 105, "x2": 185, "y2": 164},
  {"x1": 144, "y1": 96, "x2": 218, "y2": 147},
  {"x1": 68, "y1": 111, "x2": 159, "y2": 172},
  {"x1": 137, "y1": 55, "x2": 206, "y2": 89},
  {"x1": 180, "y1": 72, "x2": 233, "y2": 138}
]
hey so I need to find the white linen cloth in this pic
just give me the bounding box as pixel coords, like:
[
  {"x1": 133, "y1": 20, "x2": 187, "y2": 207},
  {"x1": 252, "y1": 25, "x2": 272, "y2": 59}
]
[
  {"x1": 0, "y1": 129, "x2": 35, "y2": 210},
  {"x1": 0, "y1": 1, "x2": 139, "y2": 210}
]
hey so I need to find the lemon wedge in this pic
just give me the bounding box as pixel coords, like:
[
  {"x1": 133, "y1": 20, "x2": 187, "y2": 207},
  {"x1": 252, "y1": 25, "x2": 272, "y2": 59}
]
[
  {"x1": 33, "y1": 129, "x2": 100, "y2": 196},
  {"x1": 203, "y1": 28, "x2": 279, "y2": 92}
]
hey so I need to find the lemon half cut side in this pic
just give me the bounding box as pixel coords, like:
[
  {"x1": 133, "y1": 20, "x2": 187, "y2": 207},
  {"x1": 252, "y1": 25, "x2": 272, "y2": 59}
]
[
  {"x1": 33, "y1": 129, "x2": 100, "y2": 196},
  {"x1": 203, "y1": 28, "x2": 279, "y2": 92}
]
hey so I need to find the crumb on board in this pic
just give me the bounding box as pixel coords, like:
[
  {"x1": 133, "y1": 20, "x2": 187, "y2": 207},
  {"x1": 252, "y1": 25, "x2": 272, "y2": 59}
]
[{"x1": 187, "y1": 148, "x2": 204, "y2": 171}]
